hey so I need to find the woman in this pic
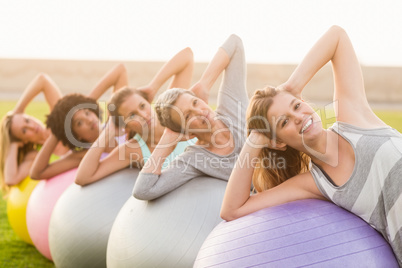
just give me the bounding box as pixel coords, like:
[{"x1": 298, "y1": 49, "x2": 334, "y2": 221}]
[
  {"x1": 0, "y1": 73, "x2": 66, "y2": 191},
  {"x1": 75, "y1": 47, "x2": 196, "y2": 185},
  {"x1": 132, "y1": 34, "x2": 249, "y2": 200},
  {"x1": 29, "y1": 63, "x2": 129, "y2": 180},
  {"x1": 221, "y1": 26, "x2": 401, "y2": 265}
]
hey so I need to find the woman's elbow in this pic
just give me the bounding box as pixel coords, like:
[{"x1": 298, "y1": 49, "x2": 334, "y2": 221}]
[
  {"x1": 329, "y1": 25, "x2": 346, "y2": 36},
  {"x1": 220, "y1": 208, "x2": 239, "y2": 222},
  {"x1": 74, "y1": 178, "x2": 85, "y2": 186},
  {"x1": 29, "y1": 170, "x2": 40, "y2": 181},
  {"x1": 132, "y1": 189, "x2": 150, "y2": 201},
  {"x1": 74, "y1": 175, "x2": 90, "y2": 186}
]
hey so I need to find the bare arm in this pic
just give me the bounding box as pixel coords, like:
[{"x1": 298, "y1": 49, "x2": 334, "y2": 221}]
[
  {"x1": 87, "y1": 63, "x2": 129, "y2": 100},
  {"x1": 220, "y1": 131, "x2": 324, "y2": 221},
  {"x1": 14, "y1": 73, "x2": 62, "y2": 113},
  {"x1": 138, "y1": 47, "x2": 194, "y2": 102},
  {"x1": 30, "y1": 134, "x2": 84, "y2": 180},
  {"x1": 4, "y1": 143, "x2": 37, "y2": 185},
  {"x1": 75, "y1": 125, "x2": 141, "y2": 186},
  {"x1": 190, "y1": 46, "x2": 230, "y2": 104},
  {"x1": 280, "y1": 26, "x2": 381, "y2": 126}
]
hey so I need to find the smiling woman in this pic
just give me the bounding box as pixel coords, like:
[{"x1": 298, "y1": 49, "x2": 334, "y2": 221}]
[
  {"x1": 220, "y1": 25, "x2": 402, "y2": 265},
  {"x1": 0, "y1": 73, "x2": 65, "y2": 191},
  {"x1": 133, "y1": 34, "x2": 249, "y2": 201},
  {"x1": 28, "y1": 63, "x2": 129, "y2": 181},
  {"x1": 74, "y1": 46, "x2": 196, "y2": 186}
]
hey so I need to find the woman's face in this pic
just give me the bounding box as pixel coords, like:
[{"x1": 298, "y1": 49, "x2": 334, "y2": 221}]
[
  {"x1": 117, "y1": 93, "x2": 152, "y2": 135},
  {"x1": 10, "y1": 113, "x2": 47, "y2": 144},
  {"x1": 266, "y1": 92, "x2": 322, "y2": 150},
  {"x1": 171, "y1": 93, "x2": 216, "y2": 134},
  {"x1": 71, "y1": 109, "x2": 101, "y2": 143}
]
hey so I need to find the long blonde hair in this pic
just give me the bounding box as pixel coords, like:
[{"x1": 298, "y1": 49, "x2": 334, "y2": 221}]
[
  {"x1": 247, "y1": 86, "x2": 310, "y2": 192},
  {"x1": 0, "y1": 113, "x2": 34, "y2": 194}
]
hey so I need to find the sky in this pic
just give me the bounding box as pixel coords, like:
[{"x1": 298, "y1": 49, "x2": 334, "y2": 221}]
[{"x1": 0, "y1": 0, "x2": 401, "y2": 66}]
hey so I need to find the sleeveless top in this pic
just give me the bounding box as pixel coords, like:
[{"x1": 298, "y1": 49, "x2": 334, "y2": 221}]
[{"x1": 310, "y1": 121, "x2": 402, "y2": 264}]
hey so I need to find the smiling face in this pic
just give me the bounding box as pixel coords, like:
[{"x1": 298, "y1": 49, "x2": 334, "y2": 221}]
[
  {"x1": 71, "y1": 109, "x2": 101, "y2": 143},
  {"x1": 117, "y1": 92, "x2": 152, "y2": 135},
  {"x1": 10, "y1": 113, "x2": 47, "y2": 144},
  {"x1": 171, "y1": 93, "x2": 216, "y2": 135},
  {"x1": 266, "y1": 92, "x2": 322, "y2": 149}
]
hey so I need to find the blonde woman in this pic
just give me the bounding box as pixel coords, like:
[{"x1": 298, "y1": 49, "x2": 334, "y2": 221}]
[
  {"x1": 132, "y1": 34, "x2": 249, "y2": 200},
  {"x1": 221, "y1": 26, "x2": 402, "y2": 265},
  {"x1": 0, "y1": 73, "x2": 65, "y2": 191}
]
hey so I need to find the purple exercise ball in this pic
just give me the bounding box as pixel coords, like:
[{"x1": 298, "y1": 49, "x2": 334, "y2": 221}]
[{"x1": 194, "y1": 199, "x2": 398, "y2": 268}]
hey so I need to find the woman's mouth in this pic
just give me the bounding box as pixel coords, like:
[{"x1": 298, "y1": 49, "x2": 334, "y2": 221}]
[{"x1": 300, "y1": 117, "x2": 313, "y2": 134}]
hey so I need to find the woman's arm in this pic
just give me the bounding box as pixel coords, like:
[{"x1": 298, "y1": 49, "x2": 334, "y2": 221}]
[
  {"x1": 14, "y1": 73, "x2": 62, "y2": 113},
  {"x1": 29, "y1": 134, "x2": 84, "y2": 180},
  {"x1": 87, "y1": 63, "x2": 129, "y2": 100},
  {"x1": 189, "y1": 45, "x2": 230, "y2": 104},
  {"x1": 280, "y1": 26, "x2": 381, "y2": 126},
  {"x1": 133, "y1": 129, "x2": 201, "y2": 200},
  {"x1": 220, "y1": 131, "x2": 324, "y2": 221},
  {"x1": 138, "y1": 47, "x2": 194, "y2": 103},
  {"x1": 4, "y1": 143, "x2": 37, "y2": 185},
  {"x1": 75, "y1": 125, "x2": 141, "y2": 186}
]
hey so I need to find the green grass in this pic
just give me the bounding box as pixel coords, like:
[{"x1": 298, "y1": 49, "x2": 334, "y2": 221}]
[
  {"x1": 0, "y1": 101, "x2": 401, "y2": 266},
  {"x1": 0, "y1": 192, "x2": 55, "y2": 267}
]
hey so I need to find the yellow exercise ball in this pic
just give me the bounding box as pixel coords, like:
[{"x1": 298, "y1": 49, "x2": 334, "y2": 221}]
[{"x1": 7, "y1": 177, "x2": 39, "y2": 245}]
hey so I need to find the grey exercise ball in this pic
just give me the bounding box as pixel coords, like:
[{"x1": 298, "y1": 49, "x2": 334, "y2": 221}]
[
  {"x1": 49, "y1": 168, "x2": 139, "y2": 268},
  {"x1": 107, "y1": 176, "x2": 227, "y2": 267}
]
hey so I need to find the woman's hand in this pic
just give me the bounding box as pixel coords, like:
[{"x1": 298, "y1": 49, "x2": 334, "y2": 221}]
[
  {"x1": 160, "y1": 128, "x2": 192, "y2": 147},
  {"x1": 247, "y1": 130, "x2": 286, "y2": 151},
  {"x1": 137, "y1": 85, "x2": 156, "y2": 103},
  {"x1": 276, "y1": 82, "x2": 301, "y2": 99},
  {"x1": 10, "y1": 141, "x2": 25, "y2": 149},
  {"x1": 190, "y1": 82, "x2": 209, "y2": 104}
]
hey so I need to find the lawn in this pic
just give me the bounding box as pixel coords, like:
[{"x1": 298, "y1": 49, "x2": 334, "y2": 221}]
[{"x1": 0, "y1": 101, "x2": 401, "y2": 266}]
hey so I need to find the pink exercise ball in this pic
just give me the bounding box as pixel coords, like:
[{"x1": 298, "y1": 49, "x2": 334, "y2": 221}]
[{"x1": 26, "y1": 168, "x2": 77, "y2": 260}]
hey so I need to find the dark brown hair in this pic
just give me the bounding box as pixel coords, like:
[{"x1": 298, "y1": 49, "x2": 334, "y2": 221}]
[
  {"x1": 46, "y1": 93, "x2": 101, "y2": 150},
  {"x1": 108, "y1": 86, "x2": 148, "y2": 138}
]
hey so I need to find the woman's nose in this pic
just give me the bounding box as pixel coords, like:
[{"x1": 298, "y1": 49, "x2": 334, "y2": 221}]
[
  {"x1": 138, "y1": 110, "x2": 148, "y2": 120},
  {"x1": 294, "y1": 113, "x2": 303, "y2": 124}
]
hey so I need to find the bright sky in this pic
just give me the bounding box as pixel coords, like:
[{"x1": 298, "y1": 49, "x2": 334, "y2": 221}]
[{"x1": 0, "y1": 0, "x2": 401, "y2": 66}]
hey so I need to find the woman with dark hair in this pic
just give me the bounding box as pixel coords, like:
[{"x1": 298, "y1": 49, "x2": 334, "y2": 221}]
[
  {"x1": 29, "y1": 63, "x2": 128, "y2": 180},
  {"x1": 75, "y1": 47, "x2": 198, "y2": 185},
  {"x1": 221, "y1": 26, "x2": 402, "y2": 265}
]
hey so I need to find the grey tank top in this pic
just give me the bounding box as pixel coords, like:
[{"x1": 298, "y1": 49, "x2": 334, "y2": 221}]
[{"x1": 310, "y1": 121, "x2": 402, "y2": 265}]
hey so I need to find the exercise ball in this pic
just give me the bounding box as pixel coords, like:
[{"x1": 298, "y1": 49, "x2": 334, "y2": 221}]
[
  {"x1": 49, "y1": 168, "x2": 139, "y2": 268},
  {"x1": 107, "y1": 177, "x2": 227, "y2": 268},
  {"x1": 26, "y1": 168, "x2": 77, "y2": 260},
  {"x1": 6, "y1": 177, "x2": 39, "y2": 244},
  {"x1": 194, "y1": 199, "x2": 399, "y2": 268}
]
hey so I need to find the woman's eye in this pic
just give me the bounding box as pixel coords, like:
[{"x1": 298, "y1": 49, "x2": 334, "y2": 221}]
[
  {"x1": 281, "y1": 119, "x2": 288, "y2": 127},
  {"x1": 77, "y1": 121, "x2": 82, "y2": 127},
  {"x1": 129, "y1": 114, "x2": 136, "y2": 119},
  {"x1": 193, "y1": 99, "x2": 197, "y2": 105},
  {"x1": 295, "y1": 103, "x2": 301, "y2": 109},
  {"x1": 140, "y1": 103, "x2": 145, "y2": 109}
]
